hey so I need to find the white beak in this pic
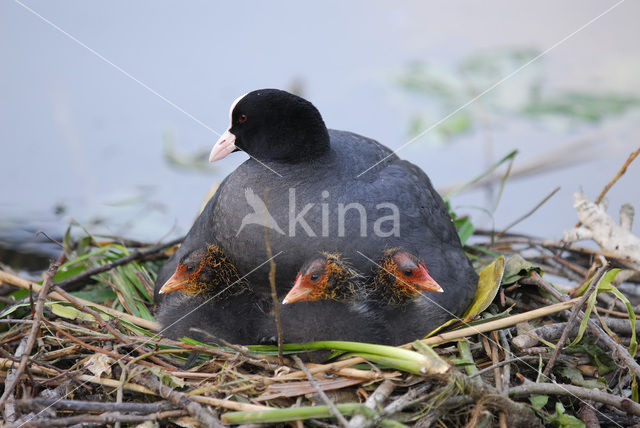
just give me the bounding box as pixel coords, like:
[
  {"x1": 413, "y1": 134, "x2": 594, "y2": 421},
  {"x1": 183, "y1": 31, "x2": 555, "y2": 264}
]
[{"x1": 209, "y1": 129, "x2": 237, "y2": 162}]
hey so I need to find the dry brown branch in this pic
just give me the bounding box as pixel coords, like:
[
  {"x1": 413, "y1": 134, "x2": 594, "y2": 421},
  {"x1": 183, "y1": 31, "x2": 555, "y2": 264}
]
[
  {"x1": 347, "y1": 379, "x2": 394, "y2": 428},
  {"x1": 543, "y1": 266, "x2": 608, "y2": 377},
  {"x1": 134, "y1": 372, "x2": 225, "y2": 428},
  {"x1": 575, "y1": 145, "x2": 640, "y2": 228},
  {"x1": 0, "y1": 255, "x2": 63, "y2": 413},
  {"x1": 293, "y1": 355, "x2": 350, "y2": 427},
  {"x1": 510, "y1": 381, "x2": 640, "y2": 416},
  {"x1": 15, "y1": 398, "x2": 173, "y2": 413},
  {"x1": 10, "y1": 409, "x2": 186, "y2": 428}
]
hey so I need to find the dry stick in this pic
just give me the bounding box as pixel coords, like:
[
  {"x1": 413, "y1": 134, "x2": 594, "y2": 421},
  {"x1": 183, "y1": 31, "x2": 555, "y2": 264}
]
[
  {"x1": 10, "y1": 409, "x2": 187, "y2": 428},
  {"x1": 46, "y1": 284, "x2": 175, "y2": 370},
  {"x1": 490, "y1": 331, "x2": 508, "y2": 428},
  {"x1": 529, "y1": 269, "x2": 640, "y2": 379},
  {"x1": 574, "y1": 146, "x2": 640, "y2": 228},
  {"x1": 43, "y1": 320, "x2": 155, "y2": 368},
  {"x1": 15, "y1": 398, "x2": 173, "y2": 413},
  {"x1": 0, "y1": 255, "x2": 63, "y2": 412},
  {"x1": 293, "y1": 355, "x2": 350, "y2": 428},
  {"x1": 347, "y1": 379, "x2": 395, "y2": 428},
  {"x1": 2, "y1": 338, "x2": 27, "y2": 423},
  {"x1": 543, "y1": 266, "x2": 608, "y2": 377},
  {"x1": 55, "y1": 237, "x2": 183, "y2": 290},
  {"x1": 498, "y1": 329, "x2": 512, "y2": 394},
  {"x1": 509, "y1": 381, "x2": 640, "y2": 416},
  {"x1": 263, "y1": 211, "x2": 284, "y2": 363},
  {"x1": 135, "y1": 373, "x2": 224, "y2": 428},
  {"x1": 497, "y1": 186, "x2": 561, "y2": 237},
  {"x1": 382, "y1": 382, "x2": 432, "y2": 415},
  {"x1": 0, "y1": 270, "x2": 158, "y2": 330}
]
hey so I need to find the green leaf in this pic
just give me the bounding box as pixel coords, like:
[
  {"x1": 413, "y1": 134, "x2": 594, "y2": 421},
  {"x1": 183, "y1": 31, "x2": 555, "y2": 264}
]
[
  {"x1": 445, "y1": 150, "x2": 518, "y2": 200},
  {"x1": 149, "y1": 366, "x2": 185, "y2": 388},
  {"x1": 501, "y1": 254, "x2": 543, "y2": 286},
  {"x1": 570, "y1": 270, "x2": 629, "y2": 354},
  {"x1": 454, "y1": 216, "x2": 475, "y2": 246},
  {"x1": 70, "y1": 285, "x2": 117, "y2": 303},
  {"x1": 529, "y1": 394, "x2": 548, "y2": 410},
  {"x1": 462, "y1": 256, "x2": 505, "y2": 318},
  {"x1": 549, "y1": 402, "x2": 585, "y2": 428},
  {"x1": 558, "y1": 366, "x2": 605, "y2": 390}
]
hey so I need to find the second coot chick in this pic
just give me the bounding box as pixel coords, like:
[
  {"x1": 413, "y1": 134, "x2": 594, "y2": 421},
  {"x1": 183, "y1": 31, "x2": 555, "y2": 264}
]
[{"x1": 267, "y1": 253, "x2": 388, "y2": 345}]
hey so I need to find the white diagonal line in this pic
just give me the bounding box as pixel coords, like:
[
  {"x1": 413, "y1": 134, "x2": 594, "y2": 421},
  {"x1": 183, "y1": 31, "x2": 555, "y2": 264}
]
[
  {"x1": 18, "y1": 251, "x2": 284, "y2": 427},
  {"x1": 13, "y1": 0, "x2": 221, "y2": 137},
  {"x1": 356, "y1": 250, "x2": 622, "y2": 428},
  {"x1": 13, "y1": 0, "x2": 283, "y2": 178},
  {"x1": 356, "y1": 0, "x2": 626, "y2": 178}
]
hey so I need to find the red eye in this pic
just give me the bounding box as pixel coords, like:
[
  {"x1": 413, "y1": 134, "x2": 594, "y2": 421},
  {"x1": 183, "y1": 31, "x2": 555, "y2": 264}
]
[{"x1": 238, "y1": 114, "x2": 247, "y2": 123}]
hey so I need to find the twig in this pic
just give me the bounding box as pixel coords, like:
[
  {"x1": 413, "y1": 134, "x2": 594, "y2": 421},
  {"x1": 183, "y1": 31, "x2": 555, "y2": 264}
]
[
  {"x1": 414, "y1": 298, "x2": 579, "y2": 347},
  {"x1": 135, "y1": 373, "x2": 224, "y2": 428},
  {"x1": 498, "y1": 329, "x2": 512, "y2": 395},
  {"x1": 15, "y1": 398, "x2": 174, "y2": 413},
  {"x1": 575, "y1": 146, "x2": 640, "y2": 228},
  {"x1": 498, "y1": 186, "x2": 560, "y2": 237},
  {"x1": 509, "y1": 382, "x2": 640, "y2": 416},
  {"x1": 2, "y1": 338, "x2": 27, "y2": 423},
  {"x1": 0, "y1": 255, "x2": 63, "y2": 411},
  {"x1": 382, "y1": 382, "x2": 432, "y2": 415},
  {"x1": 543, "y1": 266, "x2": 608, "y2": 377},
  {"x1": 263, "y1": 216, "x2": 284, "y2": 363},
  {"x1": 10, "y1": 409, "x2": 186, "y2": 428},
  {"x1": 292, "y1": 355, "x2": 350, "y2": 428},
  {"x1": 55, "y1": 237, "x2": 182, "y2": 290},
  {"x1": 347, "y1": 380, "x2": 394, "y2": 428},
  {"x1": 46, "y1": 284, "x2": 174, "y2": 370}
]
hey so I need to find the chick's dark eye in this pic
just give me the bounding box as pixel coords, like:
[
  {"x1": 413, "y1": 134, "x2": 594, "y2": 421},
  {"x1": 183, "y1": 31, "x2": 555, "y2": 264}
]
[
  {"x1": 238, "y1": 114, "x2": 247, "y2": 123},
  {"x1": 403, "y1": 269, "x2": 413, "y2": 277},
  {"x1": 310, "y1": 273, "x2": 320, "y2": 281},
  {"x1": 186, "y1": 265, "x2": 195, "y2": 273}
]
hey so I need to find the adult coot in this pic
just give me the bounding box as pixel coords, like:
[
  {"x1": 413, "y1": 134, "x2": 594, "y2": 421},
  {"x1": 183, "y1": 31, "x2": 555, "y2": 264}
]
[{"x1": 155, "y1": 89, "x2": 476, "y2": 326}]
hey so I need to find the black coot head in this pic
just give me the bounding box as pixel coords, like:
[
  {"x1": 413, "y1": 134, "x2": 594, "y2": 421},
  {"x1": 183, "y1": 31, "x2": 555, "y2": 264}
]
[{"x1": 209, "y1": 89, "x2": 330, "y2": 163}]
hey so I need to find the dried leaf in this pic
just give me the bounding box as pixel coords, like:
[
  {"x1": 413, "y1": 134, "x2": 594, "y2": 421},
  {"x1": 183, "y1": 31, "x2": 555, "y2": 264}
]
[{"x1": 84, "y1": 353, "x2": 112, "y2": 378}]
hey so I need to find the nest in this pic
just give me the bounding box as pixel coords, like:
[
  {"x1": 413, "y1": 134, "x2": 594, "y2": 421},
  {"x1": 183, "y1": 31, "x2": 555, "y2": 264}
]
[{"x1": 1, "y1": 151, "x2": 640, "y2": 427}]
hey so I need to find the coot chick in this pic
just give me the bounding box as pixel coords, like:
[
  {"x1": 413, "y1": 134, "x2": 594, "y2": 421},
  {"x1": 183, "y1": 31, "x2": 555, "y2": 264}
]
[
  {"x1": 283, "y1": 249, "x2": 450, "y2": 345},
  {"x1": 263, "y1": 253, "x2": 387, "y2": 345},
  {"x1": 155, "y1": 245, "x2": 266, "y2": 345}
]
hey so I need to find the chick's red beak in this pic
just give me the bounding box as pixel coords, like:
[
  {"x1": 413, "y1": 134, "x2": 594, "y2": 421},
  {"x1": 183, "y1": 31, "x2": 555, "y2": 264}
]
[
  {"x1": 158, "y1": 268, "x2": 189, "y2": 294},
  {"x1": 415, "y1": 262, "x2": 444, "y2": 293},
  {"x1": 282, "y1": 273, "x2": 314, "y2": 304}
]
